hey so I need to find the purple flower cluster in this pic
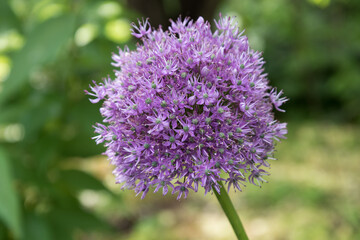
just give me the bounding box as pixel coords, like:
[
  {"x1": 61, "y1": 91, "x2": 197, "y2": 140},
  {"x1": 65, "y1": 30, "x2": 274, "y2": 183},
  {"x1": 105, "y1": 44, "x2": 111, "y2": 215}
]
[{"x1": 87, "y1": 16, "x2": 288, "y2": 200}]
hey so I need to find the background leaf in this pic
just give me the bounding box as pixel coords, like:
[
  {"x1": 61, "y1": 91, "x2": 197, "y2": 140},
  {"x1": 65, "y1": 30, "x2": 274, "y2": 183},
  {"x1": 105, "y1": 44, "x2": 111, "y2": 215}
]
[
  {"x1": 0, "y1": 14, "x2": 76, "y2": 106},
  {"x1": 47, "y1": 205, "x2": 110, "y2": 240},
  {"x1": 22, "y1": 213, "x2": 53, "y2": 240},
  {"x1": 0, "y1": 148, "x2": 22, "y2": 239},
  {"x1": 0, "y1": 1, "x2": 19, "y2": 31},
  {"x1": 59, "y1": 169, "x2": 114, "y2": 195}
]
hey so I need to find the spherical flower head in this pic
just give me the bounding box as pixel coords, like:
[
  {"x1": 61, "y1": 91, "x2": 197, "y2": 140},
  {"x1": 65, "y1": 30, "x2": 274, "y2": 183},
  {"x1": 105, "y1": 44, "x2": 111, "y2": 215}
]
[{"x1": 87, "y1": 15, "x2": 288, "y2": 200}]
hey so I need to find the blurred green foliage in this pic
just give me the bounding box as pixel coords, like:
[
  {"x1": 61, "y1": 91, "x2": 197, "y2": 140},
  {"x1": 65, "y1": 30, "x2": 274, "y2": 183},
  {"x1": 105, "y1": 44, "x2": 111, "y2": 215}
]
[
  {"x1": 221, "y1": 0, "x2": 360, "y2": 123},
  {"x1": 0, "y1": 0, "x2": 138, "y2": 239},
  {"x1": 0, "y1": 0, "x2": 359, "y2": 239}
]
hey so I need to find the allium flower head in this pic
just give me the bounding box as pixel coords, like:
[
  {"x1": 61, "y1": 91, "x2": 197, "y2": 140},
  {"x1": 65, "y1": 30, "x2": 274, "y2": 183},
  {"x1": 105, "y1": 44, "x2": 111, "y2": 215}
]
[{"x1": 87, "y1": 15, "x2": 288, "y2": 199}]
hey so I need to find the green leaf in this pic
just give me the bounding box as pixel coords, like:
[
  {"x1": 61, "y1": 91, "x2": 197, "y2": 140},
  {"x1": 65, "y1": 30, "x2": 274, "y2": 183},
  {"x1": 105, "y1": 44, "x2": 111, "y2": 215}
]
[
  {"x1": 0, "y1": 1, "x2": 19, "y2": 31},
  {"x1": 61, "y1": 99, "x2": 104, "y2": 157},
  {"x1": 0, "y1": 147, "x2": 22, "y2": 238},
  {"x1": 59, "y1": 169, "x2": 114, "y2": 195},
  {"x1": 47, "y1": 206, "x2": 110, "y2": 240},
  {"x1": 23, "y1": 213, "x2": 53, "y2": 240},
  {"x1": 0, "y1": 14, "x2": 76, "y2": 106}
]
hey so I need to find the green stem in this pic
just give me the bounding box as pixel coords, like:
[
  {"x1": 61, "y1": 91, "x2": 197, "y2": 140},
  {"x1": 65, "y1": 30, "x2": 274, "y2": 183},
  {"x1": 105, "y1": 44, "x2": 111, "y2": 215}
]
[{"x1": 213, "y1": 181, "x2": 249, "y2": 240}]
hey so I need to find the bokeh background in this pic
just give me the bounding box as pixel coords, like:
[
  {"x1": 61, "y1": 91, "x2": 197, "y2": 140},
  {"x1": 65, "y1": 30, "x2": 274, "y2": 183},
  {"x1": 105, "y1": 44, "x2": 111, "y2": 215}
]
[{"x1": 0, "y1": 0, "x2": 359, "y2": 239}]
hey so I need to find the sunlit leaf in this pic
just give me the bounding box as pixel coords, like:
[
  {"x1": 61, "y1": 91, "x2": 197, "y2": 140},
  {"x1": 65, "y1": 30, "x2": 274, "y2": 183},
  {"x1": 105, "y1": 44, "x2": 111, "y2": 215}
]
[{"x1": 104, "y1": 18, "x2": 131, "y2": 43}]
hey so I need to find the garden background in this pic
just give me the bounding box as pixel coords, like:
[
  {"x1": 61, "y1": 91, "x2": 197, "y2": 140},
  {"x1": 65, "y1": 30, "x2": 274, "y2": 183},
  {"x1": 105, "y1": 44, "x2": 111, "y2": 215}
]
[{"x1": 0, "y1": 0, "x2": 359, "y2": 239}]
